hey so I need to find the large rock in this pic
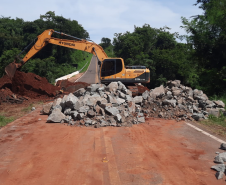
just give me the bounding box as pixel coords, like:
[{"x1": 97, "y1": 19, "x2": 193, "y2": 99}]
[
  {"x1": 126, "y1": 90, "x2": 133, "y2": 97},
  {"x1": 100, "y1": 103, "x2": 112, "y2": 109},
  {"x1": 214, "y1": 100, "x2": 225, "y2": 108},
  {"x1": 79, "y1": 106, "x2": 90, "y2": 113},
  {"x1": 95, "y1": 105, "x2": 105, "y2": 116},
  {"x1": 73, "y1": 88, "x2": 86, "y2": 97},
  {"x1": 64, "y1": 108, "x2": 71, "y2": 115},
  {"x1": 73, "y1": 100, "x2": 83, "y2": 111},
  {"x1": 166, "y1": 80, "x2": 181, "y2": 88},
  {"x1": 216, "y1": 171, "x2": 224, "y2": 180},
  {"x1": 118, "y1": 81, "x2": 127, "y2": 92},
  {"x1": 52, "y1": 98, "x2": 62, "y2": 107},
  {"x1": 142, "y1": 90, "x2": 149, "y2": 100},
  {"x1": 105, "y1": 106, "x2": 119, "y2": 116},
  {"x1": 206, "y1": 100, "x2": 215, "y2": 108},
  {"x1": 116, "y1": 97, "x2": 125, "y2": 105},
  {"x1": 149, "y1": 85, "x2": 165, "y2": 98},
  {"x1": 128, "y1": 101, "x2": 135, "y2": 113},
  {"x1": 85, "y1": 118, "x2": 92, "y2": 125},
  {"x1": 194, "y1": 94, "x2": 208, "y2": 101},
  {"x1": 97, "y1": 98, "x2": 108, "y2": 105},
  {"x1": 214, "y1": 155, "x2": 224, "y2": 164},
  {"x1": 107, "y1": 95, "x2": 118, "y2": 104},
  {"x1": 125, "y1": 95, "x2": 133, "y2": 102},
  {"x1": 211, "y1": 164, "x2": 225, "y2": 172},
  {"x1": 41, "y1": 102, "x2": 53, "y2": 115},
  {"x1": 114, "y1": 114, "x2": 122, "y2": 122},
  {"x1": 86, "y1": 97, "x2": 98, "y2": 107},
  {"x1": 192, "y1": 113, "x2": 205, "y2": 121},
  {"x1": 107, "y1": 82, "x2": 118, "y2": 92},
  {"x1": 162, "y1": 99, "x2": 176, "y2": 107},
  {"x1": 220, "y1": 143, "x2": 226, "y2": 150},
  {"x1": 133, "y1": 96, "x2": 143, "y2": 104},
  {"x1": 65, "y1": 93, "x2": 79, "y2": 109},
  {"x1": 77, "y1": 113, "x2": 85, "y2": 120},
  {"x1": 193, "y1": 89, "x2": 203, "y2": 96},
  {"x1": 87, "y1": 84, "x2": 103, "y2": 92},
  {"x1": 207, "y1": 108, "x2": 221, "y2": 117},
  {"x1": 137, "y1": 117, "x2": 145, "y2": 123},
  {"x1": 215, "y1": 152, "x2": 226, "y2": 163},
  {"x1": 172, "y1": 90, "x2": 181, "y2": 96},
  {"x1": 47, "y1": 108, "x2": 66, "y2": 123},
  {"x1": 87, "y1": 110, "x2": 95, "y2": 117},
  {"x1": 119, "y1": 91, "x2": 126, "y2": 99},
  {"x1": 60, "y1": 95, "x2": 68, "y2": 109},
  {"x1": 70, "y1": 111, "x2": 78, "y2": 119}
]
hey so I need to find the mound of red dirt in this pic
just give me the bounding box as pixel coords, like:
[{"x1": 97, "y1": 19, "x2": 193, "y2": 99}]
[
  {"x1": 0, "y1": 74, "x2": 12, "y2": 90},
  {"x1": 11, "y1": 71, "x2": 60, "y2": 99},
  {"x1": 0, "y1": 71, "x2": 61, "y2": 103},
  {"x1": 0, "y1": 71, "x2": 90, "y2": 103},
  {"x1": 56, "y1": 80, "x2": 89, "y2": 93}
]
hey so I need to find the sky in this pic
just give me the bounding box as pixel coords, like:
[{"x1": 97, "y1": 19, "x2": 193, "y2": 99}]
[{"x1": 0, "y1": 0, "x2": 203, "y2": 44}]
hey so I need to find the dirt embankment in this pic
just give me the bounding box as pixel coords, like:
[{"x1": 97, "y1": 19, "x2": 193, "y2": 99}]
[
  {"x1": 0, "y1": 71, "x2": 60, "y2": 104},
  {"x1": 0, "y1": 71, "x2": 89, "y2": 104}
]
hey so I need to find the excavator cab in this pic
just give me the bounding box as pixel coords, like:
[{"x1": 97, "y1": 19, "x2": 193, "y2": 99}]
[{"x1": 101, "y1": 59, "x2": 123, "y2": 77}]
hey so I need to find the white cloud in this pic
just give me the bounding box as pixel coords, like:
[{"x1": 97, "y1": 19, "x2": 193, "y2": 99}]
[{"x1": 0, "y1": 0, "x2": 202, "y2": 43}]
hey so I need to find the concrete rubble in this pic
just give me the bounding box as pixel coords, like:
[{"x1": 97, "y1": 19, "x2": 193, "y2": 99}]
[
  {"x1": 41, "y1": 80, "x2": 225, "y2": 127},
  {"x1": 211, "y1": 143, "x2": 226, "y2": 180}
]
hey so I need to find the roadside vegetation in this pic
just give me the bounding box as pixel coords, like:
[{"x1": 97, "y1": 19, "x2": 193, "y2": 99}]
[
  {"x1": 0, "y1": 11, "x2": 89, "y2": 84},
  {"x1": 78, "y1": 53, "x2": 93, "y2": 73},
  {"x1": 0, "y1": 115, "x2": 14, "y2": 127},
  {"x1": 21, "y1": 103, "x2": 34, "y2": 113},
  {"x1": 201, "y1": 112, "x2": 226, "y2": 136}
]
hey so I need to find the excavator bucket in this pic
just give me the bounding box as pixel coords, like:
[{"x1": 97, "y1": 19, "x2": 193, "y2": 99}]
[{"x1": 5, "y1": 62, "x2": 18, "y2": 79}]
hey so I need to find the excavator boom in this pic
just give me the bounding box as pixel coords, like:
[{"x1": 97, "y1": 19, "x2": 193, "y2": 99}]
[{"x1": 5, "y1": 29, "x2": 108, "y2": 78}]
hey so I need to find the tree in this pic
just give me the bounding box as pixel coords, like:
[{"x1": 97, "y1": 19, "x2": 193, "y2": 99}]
[
  {"x1": 0, "y1": 12, "x2": 90, "y2": 82},
  {"x1": 99, "y1": 37, "x2": 112, "y2": 49},
  {"x1": 113, "y1": 24, "x2": 195, "y2": 88},
  {"x1": 181, "y1": 0, "x2": 226, "y2": 94}
]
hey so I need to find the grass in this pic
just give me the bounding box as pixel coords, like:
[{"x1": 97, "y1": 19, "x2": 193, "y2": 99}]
[
  {"x1": 198, "y1": 93, "x2": 226, "y2": 136},
  {"x1": 21, "y1": 103, "x2": 34, "y2": 113},
  {"x1": 0, "y1": 115, "x2": 14, "y2": 127},
  {"x1": 78, "y1": 53, "x2": 93, "y2": 73}
]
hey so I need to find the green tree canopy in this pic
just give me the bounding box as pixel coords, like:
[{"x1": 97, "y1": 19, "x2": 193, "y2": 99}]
[
  {"x1": 181, "y1": 0, "x2": 226, "y2": 94},
  {"x1": 0, "y1": 11, "x2": 90, "y2": 83}
]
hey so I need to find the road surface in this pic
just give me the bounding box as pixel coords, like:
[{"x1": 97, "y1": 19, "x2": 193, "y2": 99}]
[
  {"x1": 0, "y1": 56, "x2": 225, "y2": 184},
  {"x1": 0, "y1": 107, "x2": 225, "y2": 185},
  {"x1": 76, "y1": 55, "x2": 99, "y2": 84}
]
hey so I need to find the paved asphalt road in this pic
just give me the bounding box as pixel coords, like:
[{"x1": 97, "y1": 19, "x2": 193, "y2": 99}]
[
  {"x1": 0, "y1": 109, "x2": 225, "y2": 185},
  {"x1": 76, "y1": 55, "x2": 100, "y2": 84},
  {"x1": 1, "y1": 56, "x2": 226, "y2": 184}
]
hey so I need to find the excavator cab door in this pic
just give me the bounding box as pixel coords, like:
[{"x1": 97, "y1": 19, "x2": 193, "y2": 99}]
[{"x1": 101, "y1": 59, "x2": 116, "y2": 78}]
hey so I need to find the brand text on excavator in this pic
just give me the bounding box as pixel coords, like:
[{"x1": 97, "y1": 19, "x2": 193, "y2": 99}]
[{"x1": 59, "y1": 41, "x2": 75, "y2": 46}]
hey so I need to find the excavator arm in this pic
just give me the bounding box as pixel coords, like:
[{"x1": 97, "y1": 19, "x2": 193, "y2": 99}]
[{"x1": 5, "y1": 29, "x2": 108, "y2": 78}]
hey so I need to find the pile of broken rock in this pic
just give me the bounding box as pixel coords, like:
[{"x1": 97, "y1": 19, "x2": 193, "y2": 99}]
[
  {"x1": 41, "y1": 80, "x2": 225, "y2": 127},
  {"x1": 211, "y1": 143, "x2": 226, "y2": 180}
]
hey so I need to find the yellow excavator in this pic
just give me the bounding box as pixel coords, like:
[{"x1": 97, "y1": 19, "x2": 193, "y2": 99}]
[{"x1": 5, "y1": 29, "x2": 150, "y2": 85}]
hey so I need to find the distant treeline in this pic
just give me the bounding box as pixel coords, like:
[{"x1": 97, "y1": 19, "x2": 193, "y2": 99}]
[
  {"x1": 101, "y1": 0, "x2": 226, "y2": 95},
  {"x1": 0, "y1": 11, "x2": 90, "y2": 83},
  {"x1": 1, "y1": 0, "x2": 226, "y2": 95}
]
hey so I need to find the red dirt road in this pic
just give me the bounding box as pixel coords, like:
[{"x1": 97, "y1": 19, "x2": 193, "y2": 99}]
[{"x1": 0, "y1": 107, "x2": 224, "y2": 185}]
